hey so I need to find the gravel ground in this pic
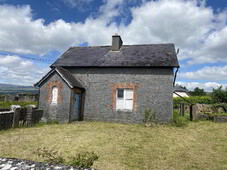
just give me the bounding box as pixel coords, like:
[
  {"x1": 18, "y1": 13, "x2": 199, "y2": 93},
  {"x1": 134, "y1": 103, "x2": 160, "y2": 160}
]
[{"x1": 0, "y1": 158, "x2": 94, "y2": 170}]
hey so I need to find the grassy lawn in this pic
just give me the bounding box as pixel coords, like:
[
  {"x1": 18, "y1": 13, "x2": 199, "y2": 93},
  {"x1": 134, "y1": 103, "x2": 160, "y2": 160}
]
[{"x1": 0, "y1": 121, "x2": 226, "y2": 170}]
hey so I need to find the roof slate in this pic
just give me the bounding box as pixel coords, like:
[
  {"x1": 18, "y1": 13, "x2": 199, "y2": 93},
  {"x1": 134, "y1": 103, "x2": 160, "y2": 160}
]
[
  {"x1": 56, "y1": 67, "x2": 84, "y2": 89},
  {"x1": 34, "y1": 67, "x2": 84, "y2": 89},
  {"x1": 52, "y1": 44, "x2": 179, "y2": 68}
]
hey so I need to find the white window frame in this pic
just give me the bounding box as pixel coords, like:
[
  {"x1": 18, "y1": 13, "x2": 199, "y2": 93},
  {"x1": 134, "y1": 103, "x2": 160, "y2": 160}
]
[
  {"x1": 116, "y1": 88, "x2": 133, "y2": 111},
  {"x1": 51, "y1": 87, "x2": 58, "y2": 104}
]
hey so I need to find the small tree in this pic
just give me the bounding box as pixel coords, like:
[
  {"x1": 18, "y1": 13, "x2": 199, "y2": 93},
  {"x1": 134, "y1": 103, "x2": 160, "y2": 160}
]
[
  {"x1": 189, "y1": 87, "x2": 206, "y2": 96},
  {"x1": 211, "y1": 86, "x2": 227, "y2": 103}
]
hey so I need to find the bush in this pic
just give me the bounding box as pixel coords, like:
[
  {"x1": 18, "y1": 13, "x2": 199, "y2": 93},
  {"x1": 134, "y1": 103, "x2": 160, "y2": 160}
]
[
  {"x1": 35, "y1": 147, "x2": 99, "y2": 168},
  {"x1": 35, "y1": 147, "x2": 65, "y2": 164},
  {"x1": 211, "y1": 86, "x2": 227, "y2": 103},
  {"x1": 173, "y1": 96, "x2": 215, "y2": 109},
  {"x1": 172, "y1": 110, "x2": 188, "y2": 127},
  {"x1": 68, "y1": 152, "x2": 99, "y2": 168},
  {"x1": 144, "y1": 109, "x2": 157, "y2": 126}
]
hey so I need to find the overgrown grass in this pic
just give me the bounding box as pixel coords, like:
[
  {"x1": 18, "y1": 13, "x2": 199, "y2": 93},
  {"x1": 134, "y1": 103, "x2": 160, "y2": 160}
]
[
  {"x1": 172, "y1": 110, "x2": 189, "y2": 127},
  {"x1": 0, "y1": 121, "x2": 226, "y2": 169},
  {"x1": 0, "y1": 101, "x2": 37, "y2": 108}
]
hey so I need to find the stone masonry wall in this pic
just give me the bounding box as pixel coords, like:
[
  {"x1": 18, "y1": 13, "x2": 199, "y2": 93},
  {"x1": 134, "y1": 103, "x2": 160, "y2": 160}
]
[
  {"x1": 39, "y1": 72, "x2": 71, "y2": 123},
  {"x1": 69, "y1": 68, "x2": 173, "y2": 124}
]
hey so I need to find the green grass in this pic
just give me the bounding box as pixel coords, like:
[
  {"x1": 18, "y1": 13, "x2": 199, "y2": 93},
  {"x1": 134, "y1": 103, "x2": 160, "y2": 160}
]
[
  {"x1": 0, "y1": 121, "x2": 226, "y2": 170},
  {"x1": 0, "y1": 101, "x2": 37, "y2": 108}
]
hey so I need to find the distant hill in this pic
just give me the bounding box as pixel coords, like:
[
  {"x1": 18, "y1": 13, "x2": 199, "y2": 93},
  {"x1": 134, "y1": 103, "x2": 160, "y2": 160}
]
[{"x1": 0, "y1": 83, "x2": 38, "y2": 95}]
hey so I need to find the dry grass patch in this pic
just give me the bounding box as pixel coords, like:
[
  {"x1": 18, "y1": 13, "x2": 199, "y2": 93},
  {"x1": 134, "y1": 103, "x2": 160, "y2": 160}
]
[{"x1": 0, "y1": 121, "x2": 226, "y2": 170}]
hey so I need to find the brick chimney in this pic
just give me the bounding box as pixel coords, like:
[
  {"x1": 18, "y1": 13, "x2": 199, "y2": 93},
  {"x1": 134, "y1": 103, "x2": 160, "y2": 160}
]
[{"x1": 111, "y1": 34, "x2": 123, "y2": 51}]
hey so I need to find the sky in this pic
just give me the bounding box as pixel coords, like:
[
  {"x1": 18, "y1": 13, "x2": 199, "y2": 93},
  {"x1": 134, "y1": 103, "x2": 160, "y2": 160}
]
[{"x1": 0, "y1": 0, "x2": 227, "y2": 91}]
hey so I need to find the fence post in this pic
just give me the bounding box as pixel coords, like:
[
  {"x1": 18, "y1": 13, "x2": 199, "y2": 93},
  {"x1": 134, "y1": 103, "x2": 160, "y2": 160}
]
[
  {"x1": 13, "y1": 108, "x2": 20, "y2": 128},
  {"x1": 26, "y1": 105, "x2": 36, "y2": 126},
  {"x1": 190, "y1": 105, "x2": 193, "y2": 121},
  {"x1": 26, "y1": 106, "x2": 33, "y2": 127},
  {"x1": 180, "y1": 103, "x2": 185, "y2": 116},
  {"x1": 11, "y1": 105, "x2": 21, "y2": 128},
  {"x1": 190, "y1": 104, "x2": 198, "y2": 121}
]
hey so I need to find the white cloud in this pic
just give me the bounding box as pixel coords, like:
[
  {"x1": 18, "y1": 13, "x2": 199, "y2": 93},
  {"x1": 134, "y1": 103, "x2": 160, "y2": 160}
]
[
  {"x1": 176, "y1": 81, "x2": 227, "y2": 92},
  {"x1": 0, "y1": 55, "x2": 50, "y2": 85},
  {"x1": 63, "y1": 0, "x2": 95, "y2": 10},
  {"x1": 0, "y1": 0, "x2": 226, "y2": 59},
  {"x1": 179, "y1": 65, "x2": 227, "y2": 81},
  {"x1": 0, "y1": 0, "x2": 227, "y2": 85}
]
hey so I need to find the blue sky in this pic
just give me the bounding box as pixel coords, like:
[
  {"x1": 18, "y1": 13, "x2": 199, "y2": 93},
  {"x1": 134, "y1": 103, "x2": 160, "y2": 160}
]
[{"x1": 0, "y1": 0, "x2": 227, "y2": 91}]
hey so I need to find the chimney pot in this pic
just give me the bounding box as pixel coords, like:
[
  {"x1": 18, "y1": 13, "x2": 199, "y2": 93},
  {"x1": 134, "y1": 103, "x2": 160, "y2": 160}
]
[{"x1": 112, "y1": 34, "x2": 123, "y2": 51}]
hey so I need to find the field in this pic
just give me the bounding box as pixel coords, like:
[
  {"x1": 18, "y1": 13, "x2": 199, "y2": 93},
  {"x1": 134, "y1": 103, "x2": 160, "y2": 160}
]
[
  {"x1": 0, "y1": 101, "x2": 37, "y2": 108},
  {"x1": 0, "y1": 121, "x2": 226, "y2": 170}
]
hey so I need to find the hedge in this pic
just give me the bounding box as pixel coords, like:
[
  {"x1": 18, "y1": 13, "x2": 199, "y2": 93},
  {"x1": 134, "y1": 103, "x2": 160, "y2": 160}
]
[{"x1": 173, "y1": 96, "x2": 216, "y2": 109}]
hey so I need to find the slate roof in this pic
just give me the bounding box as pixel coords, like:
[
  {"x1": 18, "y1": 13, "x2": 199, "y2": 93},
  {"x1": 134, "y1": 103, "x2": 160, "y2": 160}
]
[
  {"x1": 51, "y1": 44, "x2": 179, "y2": 68},
  {"x1": 56, "y1": 67, "x2": 84, "y2": 89},
  {"x1": 34, "y1": 67, "x2": 84, "y2": 89}
]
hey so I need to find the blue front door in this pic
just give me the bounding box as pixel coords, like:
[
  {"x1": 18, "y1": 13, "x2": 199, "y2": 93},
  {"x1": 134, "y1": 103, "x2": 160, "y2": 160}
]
[{"x1": 71, "y1": 93, "x2": 81, "y2": 121}]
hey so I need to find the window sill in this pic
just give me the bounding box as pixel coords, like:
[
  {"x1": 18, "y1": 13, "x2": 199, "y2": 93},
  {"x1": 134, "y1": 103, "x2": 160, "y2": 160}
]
[{"x1": 116, "y1": 109, "x2": 133, "y2": 112}]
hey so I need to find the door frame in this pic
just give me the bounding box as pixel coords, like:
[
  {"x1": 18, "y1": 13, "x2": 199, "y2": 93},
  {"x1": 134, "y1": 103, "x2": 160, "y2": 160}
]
[{"x1": 69, "y1": 88, "x2": 85, "y2": 122}]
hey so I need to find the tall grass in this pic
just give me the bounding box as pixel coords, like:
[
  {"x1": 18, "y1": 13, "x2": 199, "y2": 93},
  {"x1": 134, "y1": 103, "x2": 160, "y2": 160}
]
[{"x1": 0, "y1": 101, "x2": 37, "y2": 108}]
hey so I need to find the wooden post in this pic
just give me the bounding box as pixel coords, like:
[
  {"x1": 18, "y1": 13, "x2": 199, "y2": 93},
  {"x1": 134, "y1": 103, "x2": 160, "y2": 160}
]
[
  {"x1": 180, "y1": 103, "x2": 185, "y2": 116},
  {"x1": 190, "y1": 105, "x2": 193, "y2": 121},
  {"x1": 13, "y1": 108, "x2": 20, "y2": 128}
]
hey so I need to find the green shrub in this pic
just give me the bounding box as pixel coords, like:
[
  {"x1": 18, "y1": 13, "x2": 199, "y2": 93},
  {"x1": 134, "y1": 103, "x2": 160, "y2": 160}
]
[
  {"x1": 35, "y1": 147, "x2": 99, "y2": 168},
  {"x1": 172, "y1": 110, "x2": 188, "y2": 127},
  {"x1": 68, "y1": 152, "x2": 99, "y2": 168},
  {"x1": 34, "y1": 147, "x2": 65, "y2": 164},
  {"x1": 173, "y1": 96, "x2": 215, "y2": 109},
  {"x1": 211, "y1": 86, "x2": 227, "y2": 103},
  {"x1": 144, "y1": 108, "x2": 157, "y2": 126}
]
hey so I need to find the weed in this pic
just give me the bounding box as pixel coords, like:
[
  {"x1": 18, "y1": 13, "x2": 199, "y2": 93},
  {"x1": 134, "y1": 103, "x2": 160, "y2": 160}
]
[
  {"x1": 34, "y1": 147, "x2": 99, "y2": 168},
  {"x1": 144, "y1": 108, "x2": 157, "y2": 126},
  {"x1": 172, "y1": 110, "x2": 188, "y2": 127},
  {"x1": 34, "y1": 147, "x2": 65, "y2": 164},
  {"x1": 68, "y1": 152, "x2": 99, "y2": 168}
]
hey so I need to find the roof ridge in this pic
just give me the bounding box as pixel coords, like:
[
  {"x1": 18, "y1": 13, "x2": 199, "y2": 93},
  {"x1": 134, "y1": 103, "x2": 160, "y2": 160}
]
[{"x1": 69, "y1": 43, "x2": 174, "y2": 49}]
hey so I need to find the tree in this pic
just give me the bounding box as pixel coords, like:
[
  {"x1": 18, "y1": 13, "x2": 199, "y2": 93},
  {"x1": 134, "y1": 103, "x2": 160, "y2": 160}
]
[
  {"x1": 175, "y1": 84, "x2": 188, "y2": 90},
  {"x1": 189, "y1": 87, "x2": 206, "y2": 96},
  {"x1": 211, "y1": 86, "x2": 227, "y2": 103}
]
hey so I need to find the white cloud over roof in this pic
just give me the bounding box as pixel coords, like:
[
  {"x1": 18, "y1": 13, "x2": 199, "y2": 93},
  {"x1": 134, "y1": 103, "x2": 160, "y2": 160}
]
[{"x1": 0, "y1": 0, "x2": 226, "y2": 87}]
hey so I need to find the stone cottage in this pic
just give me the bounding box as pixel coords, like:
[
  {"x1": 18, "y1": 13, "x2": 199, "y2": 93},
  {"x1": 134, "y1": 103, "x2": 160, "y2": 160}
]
[{"x1": 35, "y1": 35, "x2": 179, "y2": 124}]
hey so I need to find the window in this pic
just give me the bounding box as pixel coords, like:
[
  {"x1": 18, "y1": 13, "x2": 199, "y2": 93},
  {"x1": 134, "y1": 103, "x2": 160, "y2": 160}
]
[
  {"x1": 52, "y1": 87, "x2": 58, "y2": 104},
  {"x1": 116, "y1": 89, "x2": 133, "y2": 111}
]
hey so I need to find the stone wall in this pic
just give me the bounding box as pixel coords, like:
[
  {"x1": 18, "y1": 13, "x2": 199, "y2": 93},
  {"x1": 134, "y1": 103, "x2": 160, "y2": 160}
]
[
  {"x1": 39, "y1": 72, "x2": 71, "y2": 123},
  {"x1": 0, "y1": 94, "x2": 38, "y2": 102},
  {"x1": 192, "y1": 104, "x2": 227, "y2": 122},
  {"x1": 194, "y1": 104, "x2": 225, "y2": 114},
  {"x1": 69, "y1": 67, "x2": 173, "y2": 124}
]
